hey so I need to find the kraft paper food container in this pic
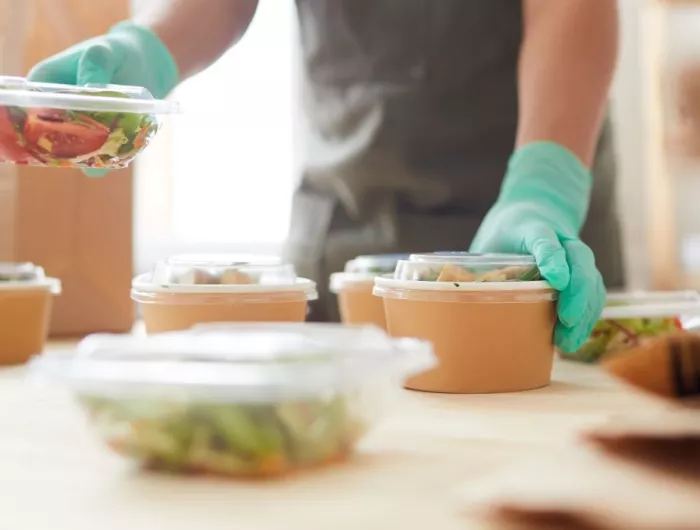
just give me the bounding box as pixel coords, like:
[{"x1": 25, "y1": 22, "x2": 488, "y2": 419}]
[
  {"x1": 0, "y1": 262, "x2": 61, "y2": 365},
  {"x1": 131, "y1": 254, "x2": 318, "y2": 333},
  {"x1": 0, "y1": 76, "x2": 178, "y2": 169},
  {"x1": 373, "y1": 252, "x2": 557, "y2": 394},
  {"x1": 561, "y1": 290, "x2": 700, "y2": 364},
  {"x1": 29, "y1": 323, "x2": 436, "y2": 478},
  {"x1": 329, "y1": 254, "x2": 409, "y2": 329}
]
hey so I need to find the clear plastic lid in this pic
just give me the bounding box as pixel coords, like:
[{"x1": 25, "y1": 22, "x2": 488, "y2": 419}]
[
  {"x1": 0, "y1": 262, "x2": 61, "y2": 293},
  {"x1": 0, "y1": 76, "x2": 178, "y2": 114},
  {"x1": 29, "y1": 323, "x2": 437, "y2": 402},
  {"x1": 601, "y1": 291, "x2": 700, "y2": 319},
  {"x1": 137, "y1": 253, "x2": 308, "y2": 292},
  {"x1": 344, "y1": 254, "x2": 411, "y2": 274},
  {"x1": 394, "y1": 252, "x2": 543, "y2": 283}
]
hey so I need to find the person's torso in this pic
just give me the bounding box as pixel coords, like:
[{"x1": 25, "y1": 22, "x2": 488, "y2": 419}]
[{"x1": 295, "y1": 0, "x2": 523, "y2": 218}]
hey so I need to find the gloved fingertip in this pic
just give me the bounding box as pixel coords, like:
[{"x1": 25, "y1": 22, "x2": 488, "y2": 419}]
[
  {"x1": 83, "y1": 168, "x2": 109, "y2": 178},
  {"x1": 554, "y1": 323, "x2": 583, "y2": 354}
]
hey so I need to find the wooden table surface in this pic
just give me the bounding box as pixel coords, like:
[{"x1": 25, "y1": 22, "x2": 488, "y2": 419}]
[{"x1": 0, "y1": 343, "x2": 662, "y2": 530}]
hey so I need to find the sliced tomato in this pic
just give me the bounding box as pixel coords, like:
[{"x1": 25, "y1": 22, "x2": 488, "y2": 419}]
[
  {"x1": 23, "y1": 109, "x2": 109, "y2": 159},
  {"x1": 0, "y1": 107, "x2": 34, "y2": 163},
  {"x1": 674, "y1": 316, "x2": 684, "y2": 329}
]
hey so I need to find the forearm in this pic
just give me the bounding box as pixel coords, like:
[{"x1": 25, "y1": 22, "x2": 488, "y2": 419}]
[
  {"x1": 134, "y1": 0, "x2": 258, "y2": 80},
  {"x1": 517, "y1": 0, "x2": 618, "y2": 167}
]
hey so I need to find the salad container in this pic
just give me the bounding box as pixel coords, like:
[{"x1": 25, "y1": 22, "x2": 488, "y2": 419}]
[
  {"x1": 0, "y1": 263, "x2": 61, "y2": 364},
  {"x1": 561, "y1": 291, "x2": 700, "y2": 364},
  {"x1": 374, "y1": 252, "x2": 557, "y2": 394},
  {"x1": 29, "y1": 323, "x2": 436, "y2": 478},
  {"x1": 329, "y1": 254, "x2": 409, "y2": 329},
  {"x1": 0, "y1": 77, "x2": 178, "y2": 169},
  {"x1": 132, "y1": 254, "x2": 318, "y2": 333}
]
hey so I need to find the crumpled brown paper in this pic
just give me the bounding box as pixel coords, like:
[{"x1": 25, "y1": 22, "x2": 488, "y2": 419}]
[
  {"x1": 456, "y1": 446, "x2": 700, "y2": 530},
  {"x1": 456, "y1": 334, "x2": 700, "y2": 530}
]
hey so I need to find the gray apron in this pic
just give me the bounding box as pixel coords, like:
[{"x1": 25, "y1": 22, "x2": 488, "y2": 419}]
[{"x1": 285, "y1": 0, "x2": 625, "y2": 322}]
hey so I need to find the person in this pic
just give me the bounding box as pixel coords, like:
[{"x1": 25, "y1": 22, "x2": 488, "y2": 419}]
[{"x1": 28, "y1": 0, "x2": 622, "y2": 353}]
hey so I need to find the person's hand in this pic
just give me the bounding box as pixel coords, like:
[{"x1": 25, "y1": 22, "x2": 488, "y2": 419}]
[
  {"x1": 27, "y1": 21, "x2": 178, "y2": 177},
  {"x1": 470, "y1": 142, "x2": 605, "y2": 353}
]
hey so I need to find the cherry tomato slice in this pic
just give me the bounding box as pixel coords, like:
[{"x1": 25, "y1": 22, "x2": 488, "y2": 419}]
[
  {"x1": 23, "y1": 109, "x2": 109, "y2": 159},
  {"x1": 0, "y1": 107, "x2": 34, "y2": 163}
]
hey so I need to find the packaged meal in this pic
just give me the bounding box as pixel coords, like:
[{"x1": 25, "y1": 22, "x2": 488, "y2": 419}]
[
  {"x1": 132, "y1": 254, "x2": 318, "y2": 333},
  {"x1": 0, "y1": 76, "x2": 178, "y2": 169},
  {"x1": 374, "y1": 252, "x2": 557, "y2": 394},
  {"x1": 0, "y1": 262, "x2": 61, "y2": 365},
  {"x1": 561, "y1": 291, "x2": 700, "y2": 364},
  {"x1": 330, "y1": 254, "x2": 410, "y2": 329},
  {"x1": 394, "y1": 252, "x2": 542, "y2": 283},
  {"x1": 29, "y1": 324, "x2": 436, "y2": 477}
]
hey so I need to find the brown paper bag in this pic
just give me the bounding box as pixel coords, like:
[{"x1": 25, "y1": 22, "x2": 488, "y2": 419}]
[
  {"x1": 0, "y1": 0, "x2": 135, "y2": 336},
  {"x1": 602, "y1": 332, "x2": 700, "y2": 403},
  {"x1": 456, "y1": 446, "x2": 700, "y2": 530}
]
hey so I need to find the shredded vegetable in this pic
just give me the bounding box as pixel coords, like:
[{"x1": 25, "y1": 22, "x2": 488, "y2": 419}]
[{"x1": 81, "y1": 394, "x2": 367, "y2": 477}]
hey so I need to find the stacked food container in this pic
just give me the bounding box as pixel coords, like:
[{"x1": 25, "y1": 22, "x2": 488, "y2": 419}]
[{"x1": 329, "y1": 254, "x2": 409, "y2": 329}]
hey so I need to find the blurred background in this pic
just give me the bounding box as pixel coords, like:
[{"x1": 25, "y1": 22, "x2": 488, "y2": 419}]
[
  {"x1": 1, "y1": 0, "x2": 700, "y2": 333},
  {"x1": 137, "y1": 0, "x2": 700, "y2": 290}
]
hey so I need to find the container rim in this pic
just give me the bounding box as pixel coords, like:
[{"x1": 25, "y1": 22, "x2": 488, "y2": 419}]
[
  {"x1": 0, "y1": 277, "x2": 61, "y2": 294},
  {"x1": 0, "y1": 78, "x2": 179, "y2": 114},
  {"x1": 374, "y1": 275, "x2": 553, "y2": 293}
]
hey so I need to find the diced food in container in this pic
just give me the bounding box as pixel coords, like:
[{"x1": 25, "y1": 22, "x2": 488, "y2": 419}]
[
  {"x1": 29, "y1": 323, "x2": 436, "y2": 478},
  {"x1": 0, "y1": 262, "x2": 61, "y2": 364},
  {"x1": 132, "y1": 254, "x2": 318, "y2": 333},
  {"x1": 0, "y1": 77, "x2": 178, "y2": 169},
  {"x1": 330, "y1": 254, "x2": 410, "y2": 329},
  {"x1": 374, "y1": 252, "x2": 557, "y2": 394},
  {"x1": 561, "y1": 291, "x2": 700, "y2": 364}
]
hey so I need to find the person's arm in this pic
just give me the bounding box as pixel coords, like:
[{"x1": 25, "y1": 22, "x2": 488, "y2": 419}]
[
  {"x1": 135, "y1": 0, "x2": 259, "y2": 81},
  {"x1": 516, "y1": 0, "x2": 619, "y2": 167}
]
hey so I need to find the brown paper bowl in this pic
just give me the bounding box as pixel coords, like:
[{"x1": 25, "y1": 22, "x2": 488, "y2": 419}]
[
  {"x1": 374, "y1": 277, "x2": 557, "y2": 394},
  {"x1": 330, "y1": 273, "x2": 387, "y2": 329},
  {"x1": 131, "y1": 275, "x2": 316, "y2": 333},
  {"x1": 0, "y1": 279, "x2": 61, "y2": 365}
]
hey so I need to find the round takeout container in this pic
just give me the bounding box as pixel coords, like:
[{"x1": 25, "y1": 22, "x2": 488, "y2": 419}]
[
  {"x1": 374, "y1": 252, "x2": 557, "y2": 394},
  {"x1": 0, "y1": 76, "x2": 178, "y2": 169},
  {"x1": 132, "y1": 254, "x2": 318, "y2": 333},
  {"x1": 29, "y1": 323, "x2": 436, "y2": 478},
  {"x1": 0, "y1": 262, "x2": 61, "y2": 364},
  {"x1": 329, "y1": 254, "x2": 410, "y2": 329}
]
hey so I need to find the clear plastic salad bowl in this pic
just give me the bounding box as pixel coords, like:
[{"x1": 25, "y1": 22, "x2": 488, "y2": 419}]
[
  {"x1": 29, "y1": 323, "x2": 436, "y2": 478},
  {"x1": 0, "y1": 77, "x2": 178, "y2": 169}
]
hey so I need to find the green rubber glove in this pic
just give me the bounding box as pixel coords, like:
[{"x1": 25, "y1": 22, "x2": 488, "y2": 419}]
[
  {"x1": 27, "y1": 21, "x2": 179, "y2": 177},
  {"x1": 470, "y1": 141, "x2": 606, "y2": 353}
]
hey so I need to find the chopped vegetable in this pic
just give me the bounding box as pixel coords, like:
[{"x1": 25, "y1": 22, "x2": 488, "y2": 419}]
[
  {"x1": 174, "y1": 267, "x2": 258, "y2": 285},
  {"x1": 417, "y1": 264, "x2": 542, "y2": 283},
  {"x1": 80, "y1": 394, "x2": 367, "y2": 477},
  {"x1": 561, "y1": 316, "x2": 683, "y2": 363}
]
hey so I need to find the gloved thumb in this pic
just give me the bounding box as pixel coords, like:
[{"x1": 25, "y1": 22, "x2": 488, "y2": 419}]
[
  {"x1": 522, "y1": 225, "x2": 570, "y2": 291},
  {"x1": 76, "y1": 43, "x2": 119, "y2": 86}
]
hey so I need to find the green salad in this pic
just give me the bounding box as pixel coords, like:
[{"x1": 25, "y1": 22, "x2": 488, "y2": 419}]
[
  {"x1": 562, "y1": 315, "x2": 683, "y2": 363},
  {"x1": 81, "y1": 394, "x2": 367, "y2": 477},
  {"x1": 418, "y1": 264, "x2": 542, "y2": 283},
  {"x1": 0, "y1": 89, "x2": 159, "y2": 169}
]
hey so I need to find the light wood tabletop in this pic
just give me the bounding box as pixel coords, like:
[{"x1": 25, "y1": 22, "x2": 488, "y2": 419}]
[{"x1": 0, "y1": 343, "x2": 665, "y2": 530}]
